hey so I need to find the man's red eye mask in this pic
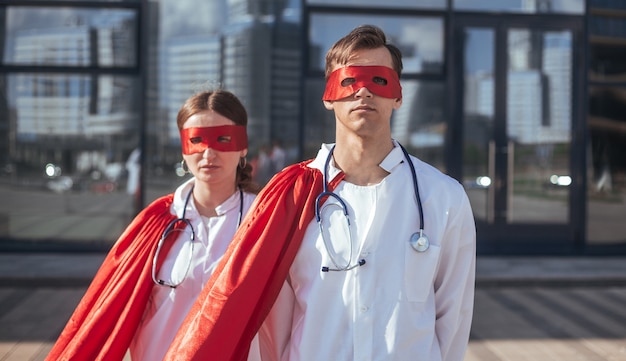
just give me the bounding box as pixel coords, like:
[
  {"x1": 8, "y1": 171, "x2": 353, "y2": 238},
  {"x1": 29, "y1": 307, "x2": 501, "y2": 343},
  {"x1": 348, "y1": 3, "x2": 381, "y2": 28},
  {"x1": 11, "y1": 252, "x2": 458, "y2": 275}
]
[
  {"x1": 180, "y1": 125, "x2": 247, "y2": 154},
  {"x1": 322, "y1": 65, "x2": 402, "y2": 101}
]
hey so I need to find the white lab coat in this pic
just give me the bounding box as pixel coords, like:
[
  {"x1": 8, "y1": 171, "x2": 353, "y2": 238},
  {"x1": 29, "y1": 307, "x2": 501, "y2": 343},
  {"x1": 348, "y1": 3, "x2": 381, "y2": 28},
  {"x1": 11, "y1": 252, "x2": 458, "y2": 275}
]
[
  {"x1": 129, "y1": 177, "x2": 259, "y2": 361},
  {"x1": 259, "y1": 142, "x2": 476, "y2": 361}
]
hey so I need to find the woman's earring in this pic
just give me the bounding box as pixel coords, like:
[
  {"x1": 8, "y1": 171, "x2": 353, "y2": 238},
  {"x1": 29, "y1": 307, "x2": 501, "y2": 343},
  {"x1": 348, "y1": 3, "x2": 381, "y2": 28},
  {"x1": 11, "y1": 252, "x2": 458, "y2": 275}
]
[
  {"x1": 239, "y1": 157, "x2": 247, "y2": 169},
  {"x1": 180, "y1": 159, "x2": 190, "y2": 174}
]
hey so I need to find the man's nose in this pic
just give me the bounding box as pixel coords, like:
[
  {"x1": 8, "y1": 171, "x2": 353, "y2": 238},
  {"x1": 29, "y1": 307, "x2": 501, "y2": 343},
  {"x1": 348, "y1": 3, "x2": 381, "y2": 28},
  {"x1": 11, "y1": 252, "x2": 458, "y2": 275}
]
[{"x1": 354, "y1": 86, "x2": 373, "y2": 98}]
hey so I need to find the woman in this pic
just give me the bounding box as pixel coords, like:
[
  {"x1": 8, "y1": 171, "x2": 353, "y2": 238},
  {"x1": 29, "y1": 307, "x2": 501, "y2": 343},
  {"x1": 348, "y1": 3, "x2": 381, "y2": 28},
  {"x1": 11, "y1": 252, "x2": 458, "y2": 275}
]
[{"x1": 46, "y1": 90, "x2": 260, "y2": 361}]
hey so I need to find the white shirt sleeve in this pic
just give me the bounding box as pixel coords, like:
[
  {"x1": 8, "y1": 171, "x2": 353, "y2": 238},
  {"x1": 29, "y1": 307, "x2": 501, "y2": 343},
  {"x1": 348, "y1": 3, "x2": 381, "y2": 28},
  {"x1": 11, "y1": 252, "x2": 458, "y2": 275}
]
[{"x1": 434, "y1": 190, "x2": 476, "y2": 361}]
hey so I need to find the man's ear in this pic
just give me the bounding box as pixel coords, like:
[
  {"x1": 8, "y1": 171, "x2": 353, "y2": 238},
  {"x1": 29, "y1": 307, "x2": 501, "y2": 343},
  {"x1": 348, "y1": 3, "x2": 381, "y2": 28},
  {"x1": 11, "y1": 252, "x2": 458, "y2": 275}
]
[
  {"x1": 323, "y1": 100, "x2": 334, "y2": 110},
  {"x1": 393, "y1": 98, "x2": 403, "y2": 109}
]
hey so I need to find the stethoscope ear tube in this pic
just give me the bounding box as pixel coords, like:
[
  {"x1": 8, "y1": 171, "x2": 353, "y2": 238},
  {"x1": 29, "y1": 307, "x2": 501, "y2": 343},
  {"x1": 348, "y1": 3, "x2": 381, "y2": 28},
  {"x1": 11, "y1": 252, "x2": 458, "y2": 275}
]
[
  {"x1": 398, "y1": 144, "x2": 429, "y2": 253},
  {"x1": 398, "y1": 144, "x2": 424, "y2": 232}
]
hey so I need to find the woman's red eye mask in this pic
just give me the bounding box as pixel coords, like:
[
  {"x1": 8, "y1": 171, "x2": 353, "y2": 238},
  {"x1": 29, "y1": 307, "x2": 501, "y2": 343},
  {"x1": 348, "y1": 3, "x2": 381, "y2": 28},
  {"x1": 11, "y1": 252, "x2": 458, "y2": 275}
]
[
  {"x1": 322, "y1": 65, "x2": 402, "y2": 101},
  {"x1": 180, "y1": 125, "x2": 248, "y2": 154}
]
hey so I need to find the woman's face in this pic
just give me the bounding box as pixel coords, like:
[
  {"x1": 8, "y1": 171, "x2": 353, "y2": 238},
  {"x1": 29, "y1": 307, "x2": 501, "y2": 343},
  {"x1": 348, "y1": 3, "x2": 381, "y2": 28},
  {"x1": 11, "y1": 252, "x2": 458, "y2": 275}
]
[{"x1": 181, "y1": 110, "x2": 247, "y2": 188}]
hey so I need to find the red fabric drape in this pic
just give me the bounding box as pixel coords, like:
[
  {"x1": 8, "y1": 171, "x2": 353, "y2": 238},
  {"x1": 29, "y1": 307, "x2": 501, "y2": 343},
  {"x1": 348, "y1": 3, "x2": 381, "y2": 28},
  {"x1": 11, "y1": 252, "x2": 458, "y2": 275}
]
[
  {"x1": 46, "y1": 195, "x2": 178, "y2": 361},
  {"x1": 165, "y1": 161, "x2": 343, "y2": 361}
]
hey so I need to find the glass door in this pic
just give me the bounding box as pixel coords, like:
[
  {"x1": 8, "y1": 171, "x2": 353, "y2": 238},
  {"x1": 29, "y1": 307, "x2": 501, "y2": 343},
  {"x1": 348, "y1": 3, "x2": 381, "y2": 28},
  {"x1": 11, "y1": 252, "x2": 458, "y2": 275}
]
[{"x1": 455, "y1": 16, "x2": 583, "y2": 252}]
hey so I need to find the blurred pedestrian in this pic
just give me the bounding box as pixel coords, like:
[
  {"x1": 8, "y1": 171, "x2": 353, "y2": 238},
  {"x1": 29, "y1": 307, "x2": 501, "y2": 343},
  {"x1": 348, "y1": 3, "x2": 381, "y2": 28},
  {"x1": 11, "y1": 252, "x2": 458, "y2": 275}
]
[
  {"x1": 126, "y1": 147, "x2": 141, "y2": 210},
  {"x1": 255, "y1": 143, "x2": 274, "y2": 185},
  {"x1": 270, "y1": 139, "x2": 286, "y2": 174}
]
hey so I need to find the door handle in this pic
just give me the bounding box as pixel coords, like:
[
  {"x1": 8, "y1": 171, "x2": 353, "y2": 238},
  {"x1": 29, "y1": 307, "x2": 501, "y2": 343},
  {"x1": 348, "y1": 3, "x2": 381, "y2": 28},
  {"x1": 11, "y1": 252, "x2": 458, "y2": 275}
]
[{"x1": 488, "y1": 140, "x2": 495, "y2": 223}]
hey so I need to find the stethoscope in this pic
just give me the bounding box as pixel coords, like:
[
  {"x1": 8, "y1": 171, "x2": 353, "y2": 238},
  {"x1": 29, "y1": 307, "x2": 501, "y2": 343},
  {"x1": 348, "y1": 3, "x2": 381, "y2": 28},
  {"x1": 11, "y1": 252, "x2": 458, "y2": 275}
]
[
  {"x1": 152, "y1": 185, "x2": 244, "y2": 288},
  {"x1": 315, "y1": 143, "x2": 429, "y2": 272}
]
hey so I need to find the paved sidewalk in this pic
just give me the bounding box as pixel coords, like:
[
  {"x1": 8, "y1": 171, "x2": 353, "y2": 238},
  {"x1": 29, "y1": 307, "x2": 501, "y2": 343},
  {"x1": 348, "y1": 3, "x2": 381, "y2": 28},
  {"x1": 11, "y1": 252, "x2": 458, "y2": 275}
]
[
  {"x1": 1, "y1": 253, "x2": 626, "y2": 287},
  {"x1": 475, "y1": 255, "x2": 626, "y2": 287},
  {"x1": 0, "y1": 253, "x2": 625, "y2": 361},
  {"x1": 0, "y1": 253, "x2": 105, "y2": 287}
]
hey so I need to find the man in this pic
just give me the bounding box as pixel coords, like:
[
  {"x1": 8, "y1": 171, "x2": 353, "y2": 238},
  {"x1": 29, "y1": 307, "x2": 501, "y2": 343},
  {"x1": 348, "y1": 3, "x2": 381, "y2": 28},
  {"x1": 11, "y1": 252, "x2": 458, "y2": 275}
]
[{"x1": 164, "y1": 25, "x2": 475, "y2": 361}]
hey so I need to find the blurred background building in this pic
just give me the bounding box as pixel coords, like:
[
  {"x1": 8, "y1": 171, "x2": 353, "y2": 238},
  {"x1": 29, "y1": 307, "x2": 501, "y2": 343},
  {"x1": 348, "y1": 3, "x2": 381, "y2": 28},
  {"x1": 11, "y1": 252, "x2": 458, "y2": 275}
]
[{"x1": 0, "y1": 0, "x2": 624, "y2": 255}]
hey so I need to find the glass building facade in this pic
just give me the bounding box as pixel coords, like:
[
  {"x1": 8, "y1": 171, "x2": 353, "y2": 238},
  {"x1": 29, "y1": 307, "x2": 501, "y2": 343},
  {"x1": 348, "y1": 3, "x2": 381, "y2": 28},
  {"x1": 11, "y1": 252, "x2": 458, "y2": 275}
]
[{"x1": 0, "y1": 0, "x2": 624, "y2": 255}]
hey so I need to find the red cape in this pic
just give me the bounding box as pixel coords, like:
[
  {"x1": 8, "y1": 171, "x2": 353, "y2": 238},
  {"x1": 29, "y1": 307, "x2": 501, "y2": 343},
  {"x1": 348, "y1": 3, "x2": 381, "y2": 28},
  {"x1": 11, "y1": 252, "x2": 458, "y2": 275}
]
[
  {"x1": 165, "y1": 161, "x2": 343, "y2": 361},
  {"x1": 46, "y1": 195, "x2": 179, "y2": 361}
]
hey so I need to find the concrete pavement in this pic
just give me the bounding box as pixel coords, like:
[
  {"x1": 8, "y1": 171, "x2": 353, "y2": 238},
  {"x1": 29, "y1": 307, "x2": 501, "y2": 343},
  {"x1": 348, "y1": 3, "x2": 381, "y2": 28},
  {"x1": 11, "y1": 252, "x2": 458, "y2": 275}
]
[
  {"x1": 1, "y1": 253, "x2": 626, "y2": 288},
  {"x1": 1, "y1": 253, "x2": 625, "y2": 361}
]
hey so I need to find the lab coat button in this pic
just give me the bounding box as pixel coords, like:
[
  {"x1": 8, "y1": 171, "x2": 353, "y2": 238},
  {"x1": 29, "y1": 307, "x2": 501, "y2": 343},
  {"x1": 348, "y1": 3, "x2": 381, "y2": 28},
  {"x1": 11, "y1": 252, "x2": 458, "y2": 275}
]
[{"x1": 360, "y1": 305, "x2": 368, "y2": 313}]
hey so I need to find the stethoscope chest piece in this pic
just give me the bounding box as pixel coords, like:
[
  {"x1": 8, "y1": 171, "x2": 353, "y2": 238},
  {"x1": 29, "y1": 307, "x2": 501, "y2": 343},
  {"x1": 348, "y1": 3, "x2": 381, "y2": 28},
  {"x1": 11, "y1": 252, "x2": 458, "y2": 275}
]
[{"x1": 410, "y1": 231, "x2": 430, "y2": 252}]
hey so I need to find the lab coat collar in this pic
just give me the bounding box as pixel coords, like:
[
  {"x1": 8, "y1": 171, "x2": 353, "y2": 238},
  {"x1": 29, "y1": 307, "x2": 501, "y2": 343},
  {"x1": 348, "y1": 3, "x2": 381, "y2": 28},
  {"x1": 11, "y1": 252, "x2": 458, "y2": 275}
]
[
  {"x1": 172, "y1": 177, "x2": 241, "y2": 218},
  {"x1": 173, "y1": 177, "x2": 195, "y2": 218},
  {"x1": 308, "y1": 140, "x2": 405, "y2": 183}
]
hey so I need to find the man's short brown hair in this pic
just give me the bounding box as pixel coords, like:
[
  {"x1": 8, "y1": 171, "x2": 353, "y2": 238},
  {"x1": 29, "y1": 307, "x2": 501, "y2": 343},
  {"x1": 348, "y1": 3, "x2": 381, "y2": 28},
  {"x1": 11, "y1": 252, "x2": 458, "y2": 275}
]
[{"x1": 324, "y1": 24, "x2": 403, "y2": 80}]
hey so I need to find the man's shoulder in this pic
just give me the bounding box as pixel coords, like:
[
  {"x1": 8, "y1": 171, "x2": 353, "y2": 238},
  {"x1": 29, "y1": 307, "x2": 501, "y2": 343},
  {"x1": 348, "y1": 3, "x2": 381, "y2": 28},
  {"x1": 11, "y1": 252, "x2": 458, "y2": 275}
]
[
  {"x1": 410, "y1": 156, "x2": 456, "y2": 181},
  {"x1": 409, "y1": 156, "x2": 466, "y2": 195}
]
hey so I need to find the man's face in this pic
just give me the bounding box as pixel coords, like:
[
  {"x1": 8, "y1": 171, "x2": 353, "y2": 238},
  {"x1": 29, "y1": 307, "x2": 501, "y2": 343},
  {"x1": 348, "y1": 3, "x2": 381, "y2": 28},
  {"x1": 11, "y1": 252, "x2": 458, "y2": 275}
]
[
  {"x1": 322, "y1": 65, "x2": 402, "y2": 101},
  {"x1": 323, "y1": 47, "x2": 402, "y2": 137}
]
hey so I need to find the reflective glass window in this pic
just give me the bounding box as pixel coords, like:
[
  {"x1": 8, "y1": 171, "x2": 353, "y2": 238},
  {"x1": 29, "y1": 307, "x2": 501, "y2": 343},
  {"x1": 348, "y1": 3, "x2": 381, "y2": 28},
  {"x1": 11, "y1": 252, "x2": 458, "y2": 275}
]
[
  {"x1": 6, "y1": 0, "x2": 140, "y2": 2},
  {"x1": 309, "y1": 14, "x2": 444, "y2": 74},
  {"x1": 148, "y1": 0, "x2": 304, "y2": 195},
  {"x1": 587, "y1": 1, "x2": 626, "y2": 246},
  {"x1": 393, "y1": 80, "x2": 447, "y2": 172},
  {"x1": 462, "y1": 27, "x2": 495, "y2": 223},
  {"x1": 506, "y1": 29, "x2": 573, "y2": 224},
  {"x1": 307, "y1": 0, "x2": 445, "y2": 10},
  {"x1": 3, "y1": 7, "x2": 138, "y2": 67},
  {"x1": 0, "y1": 73, "x2": 141, "y2": 244},
  {"x1": 587, "y1": 88, "x2": 626, "y2": 245},
  {"x1": 454, "y1": 0, "x2": 584, "y2": 14},
  {"x1": 589, "y1": 0, "x2": 626, "y2": 10},
  {"x1": 588, "y1": 13, "x2": 626, "y2": 82}
]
